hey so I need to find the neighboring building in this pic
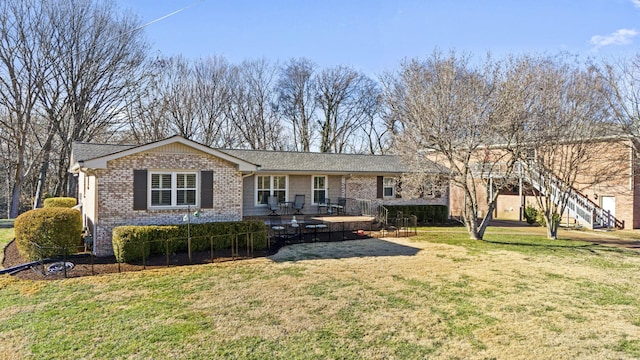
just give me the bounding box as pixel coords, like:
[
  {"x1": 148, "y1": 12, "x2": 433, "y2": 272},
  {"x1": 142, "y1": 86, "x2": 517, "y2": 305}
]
[
  {"x1": 70, "y1": 136, "x2": 446, "y2": 256},
  {"x1": 448, "y1": 136, "x2": 636, "y2": 230}
]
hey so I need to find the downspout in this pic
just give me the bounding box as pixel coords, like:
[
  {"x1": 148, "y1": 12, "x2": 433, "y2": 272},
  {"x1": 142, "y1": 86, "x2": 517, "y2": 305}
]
[
  {"x1": 74, "y1": 165, "x2": 97, "y2": 255},
  {"x1": 344, "y1": 173, "x2": 352, "y2": 198},
  {"x1": 630, "y1": 140, "x2": 634, "y2": 192},
  {"x1": 82, "y1": 167, "x2": 98, "y2": 256},
  {"x1": 240, "y1": 172, "x2": 255, "y2": 220},
  {"x1": 519, "y1": 176, "x2": 523, "y2": 222}
]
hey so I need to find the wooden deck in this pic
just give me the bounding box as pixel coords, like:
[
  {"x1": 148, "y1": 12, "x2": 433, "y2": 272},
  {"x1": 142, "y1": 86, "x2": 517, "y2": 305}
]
[{"x1": 247, "y1": 214, "x2": 379, "y2": 254}]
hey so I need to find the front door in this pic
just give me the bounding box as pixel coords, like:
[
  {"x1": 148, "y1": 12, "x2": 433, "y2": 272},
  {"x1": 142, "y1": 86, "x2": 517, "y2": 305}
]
[{"x1": 601, "y1": 196, "x2": 616, "y2": 217}]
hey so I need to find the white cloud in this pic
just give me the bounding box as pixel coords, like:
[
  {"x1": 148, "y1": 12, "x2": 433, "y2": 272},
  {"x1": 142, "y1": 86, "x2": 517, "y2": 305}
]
[
  {"x1": 632, "y1": 0, "x2": 640, "y2": 8},
  {"x1": 590, "y1": 28, "x2": 638, "y2": 48}
]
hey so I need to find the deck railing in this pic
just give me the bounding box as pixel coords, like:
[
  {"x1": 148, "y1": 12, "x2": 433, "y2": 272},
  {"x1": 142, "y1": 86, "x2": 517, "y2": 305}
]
[{"x1": 352, "y1": 198, "x2": 388, "y2": 226}]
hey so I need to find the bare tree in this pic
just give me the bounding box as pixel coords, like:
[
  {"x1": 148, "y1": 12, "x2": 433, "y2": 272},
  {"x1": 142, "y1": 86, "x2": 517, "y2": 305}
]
[
  {"x1": 0, "y1": 0, "x2": 148, "y2": 215},
  {"x1": 360, "y1": 103, "x2": 389, "y2": 154},
  {"x1": 383, "y1": 50, "x2": 525, "y2": 240},
  {"x1": 38, "y1": 0, "x2": 147, "y2": 197},
  {"x1": 124, "y1": 55, "x2": 239, "y2": 148},
  {"x1": 601, "y1": 53, "x2": 640, "y2": 147},
  {"x1": 522, "y1": 55, "x2": 618, "y2": 239},
  {"x1": 121, "y1": 58, "x2": 172, "y2": 144},
  {"x1": 193, "y1": 56, "x2": 237, "y2": 147},
  {"x1": 276, "y1": 58, "x2": 317, "y2": 151},
  {"x1": 0, "y1": 0, "x2": 49, "y2": 217},
  {"x1": 227, "y1": 59, "x2": 283, "y2": 150},
  {"x1": 316, "y1": 66, "x2": 380, "y2": 153}
]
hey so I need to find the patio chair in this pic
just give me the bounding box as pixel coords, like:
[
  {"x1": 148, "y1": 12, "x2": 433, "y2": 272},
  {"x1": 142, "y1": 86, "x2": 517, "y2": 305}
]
[
  {"x1": 269, "y1": 215, "x2": 285, "y2": 236},
  {"x1": 293, "y1": 194, "x2": 305, "y2": 215},
  {"x1": 332, "y1": 197, "x2": 347, "y2": 215},
  {"x1": 267, "y1": 195, "x2": 279, "y2": 215},
  {"x1": 318, "y1": 198, "x2": 330, "y2": 214}
]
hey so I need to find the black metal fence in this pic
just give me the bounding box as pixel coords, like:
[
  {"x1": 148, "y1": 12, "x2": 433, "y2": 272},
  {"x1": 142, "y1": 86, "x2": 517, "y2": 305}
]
[
  {"x1": 28, "y1": 241, "x2": 94, "y2": 278},
  {"x1": 112, "y1": 230, "x2": 267, "y2": 271}
]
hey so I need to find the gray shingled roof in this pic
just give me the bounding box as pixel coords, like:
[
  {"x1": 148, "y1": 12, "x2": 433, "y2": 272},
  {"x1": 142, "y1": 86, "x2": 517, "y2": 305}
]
[
  {"x1": 71, "y1": 142, "x2": 137, "y2": 163},
  {"x1": 222, "y1": 149, "x2": 417, "y2": 174},
  {"x1": 71, "y1": 141, "x2": 445, "y2": 175}
]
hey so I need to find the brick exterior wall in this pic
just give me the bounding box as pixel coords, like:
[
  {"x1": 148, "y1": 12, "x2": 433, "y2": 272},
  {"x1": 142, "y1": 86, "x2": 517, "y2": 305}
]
[
  {"x1": 91, "y1": 147, "x2": 243, "y2": 256},
  {"x1": 448, "y1": 139, "x2": 640, "y2": 229},
  {"x1": 346, "y1": 175, "x2": 449, "y2": 208}
]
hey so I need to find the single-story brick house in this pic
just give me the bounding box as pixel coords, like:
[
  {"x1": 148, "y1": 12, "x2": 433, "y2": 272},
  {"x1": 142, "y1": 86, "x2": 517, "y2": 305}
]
[{"x1": 70, "y1": 136, "x2": 447, "y2": 256}]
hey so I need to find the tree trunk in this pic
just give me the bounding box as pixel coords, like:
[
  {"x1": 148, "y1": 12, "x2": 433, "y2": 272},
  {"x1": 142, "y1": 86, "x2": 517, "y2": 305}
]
[
  {"x1": 9, "y1": 178, "x2": 21, "y2": 219},
  {"x1": 545, "y1": 214, "x2": 558, "y2": 239},
  {"x1": 464, "y1": 202, "x2": 481, "y2": 240},
  {"x1": 32, "y1": 160, "x2": 48, "y2": 209},
  {"x1": 477, "y1": 201, "x2": 496, "y2": 239}
]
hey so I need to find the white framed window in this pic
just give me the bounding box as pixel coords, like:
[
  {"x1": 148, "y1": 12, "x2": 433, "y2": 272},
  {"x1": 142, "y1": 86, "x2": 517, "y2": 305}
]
[
  {"x1": 312, "y1": 175, "x2": 327, "y2": 204},
  {"x1": 383, "y1": 177, "x2": 395, "y2": 198},
  {"x1": 273, "y1": 175, "x2": 287, "y2": 202},
  {"x1": 256, "y1": 175, "x2": 288, "y2": 205},
  {"x1": 257, "y1": 175, "x2": 271, "y2": 205},
  {"x1": 149, "y1": 171, "x2": 198, "y2": 208}
]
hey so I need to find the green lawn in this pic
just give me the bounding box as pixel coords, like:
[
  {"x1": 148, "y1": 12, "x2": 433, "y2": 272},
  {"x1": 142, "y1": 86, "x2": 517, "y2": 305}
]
[
  {"x1": 1, "y1": 228, "x2": 640, "y2": 359},
  {"x1": 0, "y1": 227, "x2": 14, "y2": 266}
]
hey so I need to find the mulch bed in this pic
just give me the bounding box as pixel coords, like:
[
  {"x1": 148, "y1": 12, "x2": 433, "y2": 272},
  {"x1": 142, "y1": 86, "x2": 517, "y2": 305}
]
[
  {"x1": 2, "y1": 230, "x2": 376, "y2": 281},
  {"x1": 2, "y1": 239, "x2": 268, "y2": 281}
]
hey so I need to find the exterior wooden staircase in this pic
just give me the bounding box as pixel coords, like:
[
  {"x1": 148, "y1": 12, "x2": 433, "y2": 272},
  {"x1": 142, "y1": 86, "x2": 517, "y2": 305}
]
[{"x1": 519, "y1": 161, "x2": 624, "y2": 230}]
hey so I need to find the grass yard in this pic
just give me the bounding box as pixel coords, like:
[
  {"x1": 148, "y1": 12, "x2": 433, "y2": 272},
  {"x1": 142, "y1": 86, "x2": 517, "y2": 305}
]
[
  {"x1": 2, "y1": 228, "x2": 640, "y2": 359},
  {"x1": 0, "y1": 227, "x2": 14, "y2": 266}
]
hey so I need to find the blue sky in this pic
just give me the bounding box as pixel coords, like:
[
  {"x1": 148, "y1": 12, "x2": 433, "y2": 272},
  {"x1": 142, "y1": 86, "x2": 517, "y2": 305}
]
[{"x1": 119, "y1": 0, "x2": 640, "y2": 74}]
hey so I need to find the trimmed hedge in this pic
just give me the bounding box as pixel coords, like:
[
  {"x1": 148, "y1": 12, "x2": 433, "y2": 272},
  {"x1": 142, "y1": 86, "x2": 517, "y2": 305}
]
[
  {"x1": 112, "y1": 220, "x2": 268, "y2": 263},
  {"x1": 43, "y1": 197, "x2": 77, "y2": 208},
  {"x1": 14, "y1": 207, "x2": 83, "y2": 260},
  {"x1": 385, "y1": 205, "x2": 448, "y2": 224}
]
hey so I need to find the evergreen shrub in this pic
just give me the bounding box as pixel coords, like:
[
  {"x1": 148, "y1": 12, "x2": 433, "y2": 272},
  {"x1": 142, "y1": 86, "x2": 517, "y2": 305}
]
[
  {"x1": 112, "y1": 220, "x2": 267, "y2": 263},
  {"x1": 43, "y1": 197, "x2": 77, "y2": 208},
  {"x1": 14, "y1": 207, "x2": 82, "y2": 260}
]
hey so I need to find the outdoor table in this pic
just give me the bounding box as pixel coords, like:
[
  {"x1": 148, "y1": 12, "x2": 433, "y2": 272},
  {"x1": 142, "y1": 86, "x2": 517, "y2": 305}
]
[
  {"x1": 287, "y1": 222, "x2": 301, "y2": 238},
  {"x1": 279, "y1": 201, "x2": 293, "y2": 215}
]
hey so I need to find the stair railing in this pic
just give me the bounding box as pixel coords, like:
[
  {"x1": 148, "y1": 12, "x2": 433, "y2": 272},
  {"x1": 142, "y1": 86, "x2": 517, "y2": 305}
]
[
  {"x1": 353, "y1": 198, "x2": 388, "y2": 227},
  {"x1": 518, "y1": 161, "x2": 623, "y2": 229}
]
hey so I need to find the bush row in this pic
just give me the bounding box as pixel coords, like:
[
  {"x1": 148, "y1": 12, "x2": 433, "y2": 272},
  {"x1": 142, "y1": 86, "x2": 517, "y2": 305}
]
[
  {"x1": 385, "y1": 205, "x2": 449, "y2": 224},
  {"x1": 112, "y1": 220, "x2": 267, "y2": 263},
  {"x1": 14, "y1": 207, "x2": 83, "y2": 260}
]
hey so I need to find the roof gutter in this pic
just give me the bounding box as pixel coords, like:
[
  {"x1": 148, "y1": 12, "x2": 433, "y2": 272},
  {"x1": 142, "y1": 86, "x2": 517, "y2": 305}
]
[{"x1": 68, "y1": 161, "x2": 84, "y2": 174}]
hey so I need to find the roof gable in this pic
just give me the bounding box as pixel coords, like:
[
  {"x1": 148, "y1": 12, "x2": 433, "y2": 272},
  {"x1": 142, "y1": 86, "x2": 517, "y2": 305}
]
[{"x1": 71, "y1": 136, "x2": 257, "y2": 172}]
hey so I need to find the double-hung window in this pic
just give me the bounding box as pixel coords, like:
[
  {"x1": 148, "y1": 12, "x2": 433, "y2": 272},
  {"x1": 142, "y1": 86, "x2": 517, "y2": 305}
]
[
  {"x1": 150, "y1": 172, "x2": 197, "y2": 207},
  {"x1": 383, "y1": 177, "x2": 395, "y2": 198},
  {"x1": 312, "y1": 176, "x2": 327, "y2": 204},
  {"x1": 272, "y1": 176, "x2": 286, "y2": 202},
  {"x1": 176, "y1": 173, "x2": 197, "y2": 205},
  {"x1": 256, "y1": 175, "x2": 287, "y2": 205}
]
